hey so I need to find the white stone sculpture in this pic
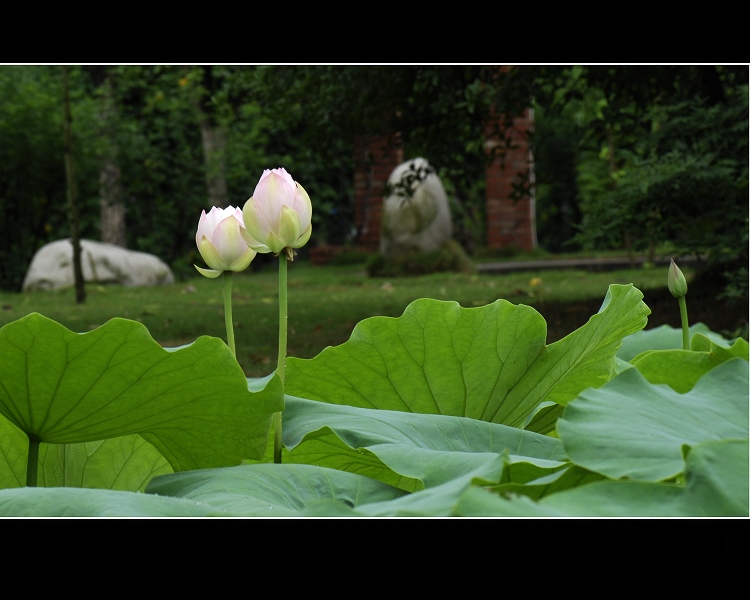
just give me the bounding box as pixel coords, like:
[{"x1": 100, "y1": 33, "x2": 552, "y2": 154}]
[
  {"x1": 380, "y1": 157, "x2": 453, "y2": 259},
  {"x1": 22, "y1": 239, "x2": 175, "y2": 291}
]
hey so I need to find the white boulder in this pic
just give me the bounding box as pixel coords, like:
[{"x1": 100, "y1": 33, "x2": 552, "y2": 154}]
[
  {"x1": 380, "y1": 157, "x2": 453, "y2": 258},
  {"x1": 22, "y1": 239, "x2": 175, "y2": 291}
]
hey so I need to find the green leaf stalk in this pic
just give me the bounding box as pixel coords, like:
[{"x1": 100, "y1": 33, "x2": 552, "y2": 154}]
[
  {"x1": 223, "y1": 272, "x2": 236, "y2": 357},
  {"x1": 668, "y1": 259, "x2": 690, "y2": 350},
  {"x1": 274, "y1": 254, "x2": 288, "y2": 464}
]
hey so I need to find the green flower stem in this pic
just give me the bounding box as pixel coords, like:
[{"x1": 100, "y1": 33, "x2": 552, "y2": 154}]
[
  {"x1": 223, "y1": 272, "x2": 235, "y2": 358},
  {"x1": 26, "y1": 438, "x2": 39, "y2": 487},
  {"x1": 274, "y1": 254, "x2": 288, "y2": 464},
  {"x1": 678, "y1": 295, "x2": 690, "y2": 350}
]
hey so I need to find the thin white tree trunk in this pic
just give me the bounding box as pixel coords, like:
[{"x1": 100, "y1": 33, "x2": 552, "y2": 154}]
[
  {"x1": 97, "y1": 73, "x2": 127, "y2": 247},
  {"x1": 100, "y1": 157, "x2": 126, "y2": 246},
  {"x1": 199, "y1": 118, "x2": 229, "y2": 208}
]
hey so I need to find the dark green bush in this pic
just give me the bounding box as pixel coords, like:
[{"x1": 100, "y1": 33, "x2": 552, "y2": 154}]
[
  {"x1": 367, "y1": 240, "x2": 475, "y2": 277},
  {"x1": 328, "y1": 249, "x2": 372, "y2": 266}
]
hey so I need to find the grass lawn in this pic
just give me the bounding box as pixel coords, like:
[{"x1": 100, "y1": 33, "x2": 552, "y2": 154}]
[{"x1": 0, "y1": 258, "x2": 718, "y2": 378}]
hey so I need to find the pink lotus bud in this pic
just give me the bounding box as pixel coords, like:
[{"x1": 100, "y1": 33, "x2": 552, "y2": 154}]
[
  {"x1": 241, "y1": 168, "x2": 312, "y2": 256},
  {"x1": 194, "y1": 206, "x2": 257, "y2": 278}
]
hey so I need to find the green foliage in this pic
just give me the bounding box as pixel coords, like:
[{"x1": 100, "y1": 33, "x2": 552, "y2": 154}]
[
  {"x1": 326, "y1": 248, "x2": 371, "y2": 266},
  {"x1": 0, "y1": 66, "x2": 100, "y2": 291},
  {"x1": 250, "y1": 66, "x2": 531, "y2": 252},
  {"x1": 548, "y1": 67, "x2": 749, "y2": 300},
  {"x1": 2, "y1": 64, "x2": 747, "y2": 301},
  {"x1": 0, "y1": 66, "x2": 282, "y2": 289},
  {"x1": 107, "y1": 66, "x2": 211, "y2": 278},
  {"x1": 0, "y1": 314, "x2": 283, "y2": 488},
  {"x1": 629, "y1": 333, "x2": 749, "y2": 393},
  {"x1": 2, "y1": 63, "x2": 748, "y2": 514},
  {"x1": 6, "y1": 257, "x2": 734, "y2": 379},
  {"x1": 0, "y1": 286, "x2": 745, "y2": 516},
  {"x1": 557, "y1": 359, "x2": 747, "y2": 482},
  {"x1": 366, "y1": 239, "x2": 475, "y2": 277},
  {"x1": 531, "y1": 103, "x2": 582, "y2": 252},
  {"x1": 285, "y1": 285, "x2": 649, "y2": 422},
  {"x1": 249, "y1": 66, "x2": 358, "y2": 247}
]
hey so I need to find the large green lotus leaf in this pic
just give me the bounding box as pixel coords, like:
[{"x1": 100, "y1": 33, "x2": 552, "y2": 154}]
[
  {"x1": 37, "y1": 436, "x2": 172, "y2": 491},
  {"x1": 288, "y1": 296, "x2": 545, "y2": 423},
  {"x1": 680, "y1": 439, "x2": 748, "y2": 515},
  {"x1": 692, "y1": 331, "x2": 749, "y2": 354},
  {"x1": 286, "y1": 285, "x2": 649, "y2": 427},
  {"x1": 557, "y1": 358, "x2": 748, "y2": 481},
  {"x1": 453, "y1": 486, "x2": 569, "y2": 516},
  {"x1": 283, "y1": 395, "x2": 566, "y2": 490},
  {"x1": 351, "y1": 473, "x2": 491, "y2": 516},
  {"x1": 491, "y1": 463, "x2": 607, "y2": 501},
  {"x1": 283, "y1": 430, "x2": 421, "y2": 492},
  {"x1": 352, "y1": 460, "x2": 535, "y2": 516},
  {"x1": 356, "y1": 445, "x2": 503, "y2": 489},
  {"x1": 457, "y1": 480, "x2": 693, "y2": 516},
  {"x1": 617, "y1": 322, "x2": 726, "y2": 362},
  {"x1": 0, "y1": 414, "x2": 172, "y2": 491},
  {"x1": 0, "y1": 313, "x2": 283, "y2": 475},
  {"x1": 358, "y1": 460, "x2": 597, "y2": 515},
  {"x1": 0, "y1": 416, "x2": 26, "y2": 487},
  {"x1": 0, "y1": 486, "x2": 228, "y2": 516},
  {"x1": 521, "y1": 284, "x2": 649, "y2": 410},
  {"x1": 145, "y1": 463, "x2": 407, "y2": 516},
  {"x1": 454, "y1": 439, "x2": 748, "y2": 516},
  {"x1": 629, "y1": 334, "x2": 749, "y2": 393},
  {"x1": 524, "y1": 402, "x2": 564, "y2": 435}
]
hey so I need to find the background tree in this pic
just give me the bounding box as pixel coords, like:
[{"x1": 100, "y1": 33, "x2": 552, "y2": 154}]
[
  {"x1": 250, "y1": 65, "x2": 538, "y2": 252},
  {"x1": 0, "y1": 66, "x2": 100, "y2": 291},
  {"x1": 108, "y1": 65, "x2": 215, "y2": 275},
  {"x1": 61, "y1": 65, "x2": 85, "y2": 303},
  {"x1": 0, "y1": 64, "x2": 745, "y2": 305},
  {"x1": 0, "y1": 66, "x2": 63, "y2": 291},
  {"x1": 86, "y1": 65, "x2": 127, "y2": 247},
  {"x1": 539, "y1": 65, "x2": 748, "y2": 297},
  {"x1": 529, "y1": 102, "x2": 582, "y2": 253},
  {"x1": 187, "y1": 65, "x2": 230, "y2": 208}
]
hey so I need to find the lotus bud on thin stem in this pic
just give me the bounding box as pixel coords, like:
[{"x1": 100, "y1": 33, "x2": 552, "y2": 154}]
[
  {"x1": 241, "y1": 168, "x2": 312, "y2": 464},
  {"x1": 193, "y1": 207, "x2": 256, "y2": 357},
  {"x1": 668, "y1": 259, "x2": 690, "y2": 350}
]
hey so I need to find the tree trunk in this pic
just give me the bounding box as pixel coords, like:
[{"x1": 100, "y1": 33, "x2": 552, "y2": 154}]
[
  {"x1": 96, "y1": 70, "x2": 127, "y2": 247},
  {"x1": 193, "y1": 66, "x2": 229, "y2": 209},
  {"x1": 99, "y1": 157, "x2": 126, "y2": 246},
  {"x1": 61, "y1": 65, "x2": 86, "y2": 304},
  {"x1": 199, "y1": 119, "x2": 229, "y2": 208}
]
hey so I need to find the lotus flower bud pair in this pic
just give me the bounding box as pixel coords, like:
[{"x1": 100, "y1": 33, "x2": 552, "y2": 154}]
[{"x1": 195, "y1": 168, "x2": 312, "y2": 276}]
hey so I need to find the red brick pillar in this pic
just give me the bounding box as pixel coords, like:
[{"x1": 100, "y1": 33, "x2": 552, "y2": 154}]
[
  {"x1": 353, "y1": 133, "x2": 403, "y2": 252},
  {"x1": 485, "y1": 108, "x2": 537, "y2": 251}
]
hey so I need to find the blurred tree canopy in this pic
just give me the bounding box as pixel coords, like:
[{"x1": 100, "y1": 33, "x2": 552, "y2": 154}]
[
  {"x1": 0, "y1": 64, "x2": 746, "y2": 300},
  {"x1": 534, "y1": 65, "x2": 748, "y2": 298}
]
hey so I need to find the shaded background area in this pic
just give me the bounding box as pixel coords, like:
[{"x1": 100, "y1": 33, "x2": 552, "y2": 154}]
[
  {"x1": 539, "y1": 271, "x2": 748, "y2": 344},
  {"x1": 1, "y1": 65, "x2": 746, "y2": 321}
]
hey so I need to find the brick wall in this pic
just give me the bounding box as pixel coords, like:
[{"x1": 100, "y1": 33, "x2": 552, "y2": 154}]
[
  {"x1": 485, "y1": 108, "x2": 537, "y2": 251},
  {"x1": 352, "y1": 111, "x2": 536, "y2": 253},
  {"x1": 352, "y1": 133, "x2": 403, "y2": 252}
]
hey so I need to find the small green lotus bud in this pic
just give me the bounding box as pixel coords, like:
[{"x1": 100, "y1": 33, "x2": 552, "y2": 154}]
[{"x1": 668, "y1": 259, "x2": 688, "y2": 298}]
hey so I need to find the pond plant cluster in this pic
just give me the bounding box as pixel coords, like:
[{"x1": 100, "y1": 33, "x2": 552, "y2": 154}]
[{"x1": 0, "y1": 169, "x2": 747, "y2": 517}]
